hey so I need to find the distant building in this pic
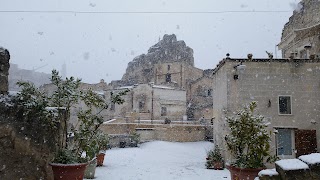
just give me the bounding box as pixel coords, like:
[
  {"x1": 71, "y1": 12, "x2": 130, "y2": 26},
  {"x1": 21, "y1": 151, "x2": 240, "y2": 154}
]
[
  {"x1": 212, "y1": 58, "x2": 320, "y2": 162},
  {"x1": 187, "y1": 75, "x2": 213, "y2": 120},
  {"x1": 105, "y1": 83, "x2": 186, "y2": 121},
  {"x1": 278, "y1": 0, "x2": 320, "y2": 59}
]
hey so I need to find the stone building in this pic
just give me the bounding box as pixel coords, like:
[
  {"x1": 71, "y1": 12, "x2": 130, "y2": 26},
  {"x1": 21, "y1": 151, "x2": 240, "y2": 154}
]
[
  {"x1": 104, "y1": 83, "x2": 186, "y2": 121},
  {"x1": 121, "y1": 34, "x2": 200, "y2": 87},
  {"x1": 0, "y1": 47, "x2": 10, "y2": 95},
  {"x1": 109, "y1": 34, "x2": 212, "y2": 121},
  {"x1": 186, "y1": 74, "x2": 213, "y2": 120},
  {"x1": 42, "y1": 34, "x2": 212, "y2": 123},
  {"x1": 278, "y1": 0, "x2": 320, "y2": 59},
  {"x1": 212, "y1": 57, "x2": 320, "y2": 162}
]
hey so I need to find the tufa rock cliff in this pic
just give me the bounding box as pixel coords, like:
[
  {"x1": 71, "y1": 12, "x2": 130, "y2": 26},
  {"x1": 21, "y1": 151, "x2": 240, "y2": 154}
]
[{"x1": 121, "y1": 34, "x2": 194, "y2": 85}]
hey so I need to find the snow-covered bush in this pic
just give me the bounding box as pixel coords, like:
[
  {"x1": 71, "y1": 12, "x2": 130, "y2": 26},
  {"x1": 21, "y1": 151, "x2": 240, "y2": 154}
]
[
  {"x1": 225, "y1": 101, "x2": 277, "y2": 168},
  {"x1": 206, "y1": 144, "x2": 224, "y2": 169}
]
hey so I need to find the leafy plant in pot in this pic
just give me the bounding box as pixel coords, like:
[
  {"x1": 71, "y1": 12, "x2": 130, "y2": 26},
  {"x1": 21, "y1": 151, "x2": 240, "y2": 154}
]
[
  {"x1": 206, "y1": 144, "x2": 224, "y2": 170},
  {"x1": 225, "y1": 101, "x2": 278, "y2": 180},
  {"x1": 95, "y1": 130, "x2": 109, "y2": 166},
  {"x1": 130, "y1": 132, "x2": 141, "y2": 147},
  {"x1": 16, "y1": 70, "x2": 128, "y2": 180}
]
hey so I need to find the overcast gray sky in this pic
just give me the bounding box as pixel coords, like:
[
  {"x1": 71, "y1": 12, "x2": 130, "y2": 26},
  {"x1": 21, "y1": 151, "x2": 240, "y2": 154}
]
[{"x1": 1, "y1": 0, "x2": 299, "y2": 83}]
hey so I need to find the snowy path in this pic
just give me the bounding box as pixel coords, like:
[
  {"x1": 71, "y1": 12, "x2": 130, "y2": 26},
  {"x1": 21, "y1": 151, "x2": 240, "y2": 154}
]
[{"x1": 87, "y1": 141, "x2": 231, "y2": 180}]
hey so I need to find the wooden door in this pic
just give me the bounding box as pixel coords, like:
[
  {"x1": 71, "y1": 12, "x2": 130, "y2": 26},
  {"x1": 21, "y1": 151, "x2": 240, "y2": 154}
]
[{"x1": 295, "y1": 129, "x2": 317, "y2": 157}]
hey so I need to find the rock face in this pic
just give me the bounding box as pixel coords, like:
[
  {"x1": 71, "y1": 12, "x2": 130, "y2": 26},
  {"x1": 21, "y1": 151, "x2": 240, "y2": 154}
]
[
  {"x1": 121, "y1": 34, "x2": 194, "y2": 85},
  {"x1": 279, "y1": 0, "x2": 320, "y2": 58},
  {"x1": 0, "y1": 47, "x2": 10, "y2": 95}
]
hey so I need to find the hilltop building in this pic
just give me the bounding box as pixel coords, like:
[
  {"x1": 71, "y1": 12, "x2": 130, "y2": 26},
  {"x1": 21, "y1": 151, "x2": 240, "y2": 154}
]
[{"x1": 108, "y1": 34, "x2": 213, "y2": 121}]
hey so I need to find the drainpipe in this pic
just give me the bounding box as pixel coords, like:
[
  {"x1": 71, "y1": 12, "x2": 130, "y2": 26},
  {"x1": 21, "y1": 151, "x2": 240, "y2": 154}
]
[{"x1": 151, "y1": 89, "x2": 154, "y2": 123}]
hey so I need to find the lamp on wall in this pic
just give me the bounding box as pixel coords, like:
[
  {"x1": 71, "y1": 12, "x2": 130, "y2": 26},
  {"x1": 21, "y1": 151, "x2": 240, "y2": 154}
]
[
  {"x1": 310, "y1": 119, "x2": 317, "y2": 124},
  {"x1": 233, "y1": 62, "x2": 246, "y2": 80}
]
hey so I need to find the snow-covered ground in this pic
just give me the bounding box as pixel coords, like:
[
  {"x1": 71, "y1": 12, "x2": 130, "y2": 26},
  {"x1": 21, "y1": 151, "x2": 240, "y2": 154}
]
[{"x1": 87, "y1": 141, "x2": 230, "y2": 180}]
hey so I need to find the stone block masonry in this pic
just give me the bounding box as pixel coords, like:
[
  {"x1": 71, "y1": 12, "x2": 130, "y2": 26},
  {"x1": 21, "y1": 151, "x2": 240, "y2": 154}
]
[
  {"x1": 0, "y1": 47, "x2": 10, "y2": 95},
  {"x1": 0, "y1": 101, "x2": 57, "y2": 179}
]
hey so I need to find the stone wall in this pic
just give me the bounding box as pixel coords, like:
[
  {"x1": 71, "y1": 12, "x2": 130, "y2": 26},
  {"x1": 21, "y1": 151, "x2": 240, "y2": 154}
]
[
  {"x1": 100, "y1": 123, "x2": 206, "y2": 143},
  {"x1": 0, "y1": 47, "x2": 10, "y2": 95},
  {"x1": 0, "y1": 97, "x2": 57, "y2": 179}
]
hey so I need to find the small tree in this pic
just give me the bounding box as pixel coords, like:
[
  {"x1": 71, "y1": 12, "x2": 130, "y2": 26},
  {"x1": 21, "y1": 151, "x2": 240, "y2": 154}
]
[
  {"x1": 206, "y1": 144, "x2": 223, "y2": 169},
  {"x1": 225, "y1": 101, "x2": 277, "y2": 169},
  {"x1": 16, "y1": 70, "x2": 128, "y2": 163},
  {"x1": 130, "y1": 132, "x2": 141, "y2": 147}
]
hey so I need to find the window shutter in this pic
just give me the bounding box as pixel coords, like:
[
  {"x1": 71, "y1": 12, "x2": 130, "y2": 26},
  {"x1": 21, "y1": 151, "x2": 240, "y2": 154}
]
[{"x1": 295, "y1": 129, "x2": 317, "y2": 157}]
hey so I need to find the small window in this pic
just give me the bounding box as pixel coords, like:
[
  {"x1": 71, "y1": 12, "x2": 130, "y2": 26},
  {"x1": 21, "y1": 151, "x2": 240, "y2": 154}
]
[
  {"x1": 139, "y1": 101, "x2": 145, "y2": 112},
  {"x1": 161, "y1": 107, "x2": 167, "y2": 116},
  {"x1": 207, "y1": 89, "x2": 212, "y2": 96},
  {"x1": 300, "y1": 49, "x2": 307, "y2": 59},
  {"x1": 110, "y1": 103, "x2": 115, "y2": 111},
  {"x1": 279, "y1": 96, "x2": 291, "y2": 115},
  {"x1": 165, "y1": 73, "x2": 171, "y2": 82}
]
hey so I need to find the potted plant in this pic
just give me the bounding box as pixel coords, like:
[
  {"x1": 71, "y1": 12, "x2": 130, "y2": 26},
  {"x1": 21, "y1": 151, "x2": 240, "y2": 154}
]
[
  {"x1": 16, "y1": 70, "x2": 128, "y2": 180},
  {"x1": 130, "y1": 132, "x2": 141, "y2": 147},
  {"x1": 225, "y1": 101, "x2": 277, "y2": 180},
  {"x1": 95, "y1": 130, "x2": 109, "y2": 166},
  {"x1": 206, "y1": 144, "x2": 224, "y2": 170}
]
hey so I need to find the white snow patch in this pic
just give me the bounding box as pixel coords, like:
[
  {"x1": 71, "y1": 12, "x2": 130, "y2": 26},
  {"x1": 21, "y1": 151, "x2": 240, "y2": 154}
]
[
  {"x1": 116, "y1": 86, "x2": 134, "y2": 90},
  {"x1": 8, "y1": 91, "x2": 19, "y2": 96},
  {"x1": 258, "y1": 168, "x2": 278, "y2": 176},
  {"x1": 86, "y1": 141, "x2": 230, "y2": 180},
  {"x1": 299, "y1": 153, "x2": 320, "y2": 165},
  {"x1": 45, "y1": 107, "x2": 66, "y2": 110},
  {"x1": 103, "y1": 119, "x2": 117, "y2": 124},
  {"x1": 307, "y1": 68, "x2": 312, "y2": 72},
  {"x1": 93, "y1": 91, "x2": 105, "y2": 95},
  {"x1": 276, "y1": 159, "x2": 309, "y2": 170},
  {"x1": 152, "y1": 85, "x2": 175, "y2": 90}
]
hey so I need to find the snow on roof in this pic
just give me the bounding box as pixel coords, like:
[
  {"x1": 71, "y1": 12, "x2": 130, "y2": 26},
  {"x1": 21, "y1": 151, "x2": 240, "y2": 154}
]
[
  {"x1": 93, "y1": 91, "x2": 105, "y2": 95},
  {"x1": 299, "y1": 153, "x2": 320, "y2": 165},
  {"x1": 275, "y1": 159, "x2": 309, "y2": 171},
  {"x1": 8, "y1": 91, "x2": 19, "y2": 96},
  {"x1": 116, "y1": 86, "x2": 134, "y2": 90},
  {"x1": 258, "y1": 168, "x2": 278, "y2": 177},
  {"x1": 152, "y1": 85, "x2": 175, "y2": 90},
  {"x1": 45, "y1": 107, "x2": 67, "y2": 111},
  {"x1": 103, "y1": 119, "x2": 117, "y2": 124}
]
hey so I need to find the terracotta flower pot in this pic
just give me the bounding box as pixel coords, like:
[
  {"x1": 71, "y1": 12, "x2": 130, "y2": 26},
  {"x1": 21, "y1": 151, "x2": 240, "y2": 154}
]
[
  {"x1": 213, "y1": 161, "x2": 224, "y2": 170},
  {"x1": 226, "y1": 164, "x2": 264, "y2": 180},
  {"x1": 96, "y1": 153, "x2": 105, "y2": 166},
  {"x1": 50, "y1": 162, "x2": 88, "y2": 180}
]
